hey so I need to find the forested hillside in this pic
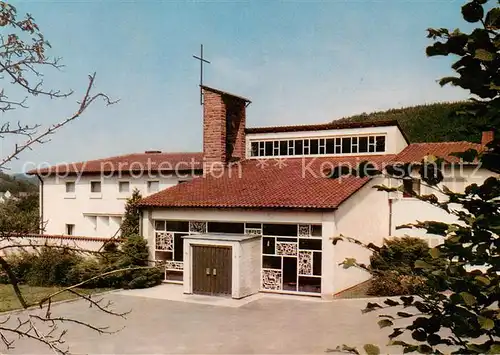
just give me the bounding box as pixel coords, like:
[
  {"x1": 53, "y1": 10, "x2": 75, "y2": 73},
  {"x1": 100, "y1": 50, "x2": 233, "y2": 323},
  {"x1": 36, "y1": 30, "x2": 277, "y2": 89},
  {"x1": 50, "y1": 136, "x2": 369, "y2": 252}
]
[
  {"x1": 0, "y1": 172, "x2": 38, "y2": 194},
  {"x1": 336, "y1": 101, "x2": 488, "y2": 143}
]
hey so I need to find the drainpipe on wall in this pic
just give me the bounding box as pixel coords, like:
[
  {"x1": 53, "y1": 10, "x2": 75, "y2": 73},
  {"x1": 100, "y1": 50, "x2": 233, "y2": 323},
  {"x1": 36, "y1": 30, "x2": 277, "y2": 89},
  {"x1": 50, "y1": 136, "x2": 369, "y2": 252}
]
[
  {"x1": 35, "y1": 174, "x2": 44, "y2": 234},
  {"x1": 388, "y1": 198, "x2": 393, "y2": 236}
]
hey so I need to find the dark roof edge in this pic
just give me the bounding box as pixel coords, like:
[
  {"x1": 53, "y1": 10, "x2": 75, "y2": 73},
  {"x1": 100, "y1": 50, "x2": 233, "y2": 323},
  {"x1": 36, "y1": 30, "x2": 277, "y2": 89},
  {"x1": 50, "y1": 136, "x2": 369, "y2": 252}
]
[
  {"x1": 201, "y1": 85, "x2": 252, "y2": 103},
  {"x1": 137, "y1": 204, "x2": 337, "y2": 211}
]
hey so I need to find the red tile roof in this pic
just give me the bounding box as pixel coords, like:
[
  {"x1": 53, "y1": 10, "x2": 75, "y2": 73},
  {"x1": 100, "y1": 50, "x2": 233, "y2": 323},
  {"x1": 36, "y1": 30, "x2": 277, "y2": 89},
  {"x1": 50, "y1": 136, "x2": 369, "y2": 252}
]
[
  {"x1": 395, "y1": 142, "x2": 483, "y2": 164},
  {"x1": 27, "y1": 152, "x2": 203, "y2": 175},
  {"x1": 138, "y1": 155, "x2": 395, "y2": 210},
  {"x1": 139, "y1": 141, "x2": 485, "y2": 210}
]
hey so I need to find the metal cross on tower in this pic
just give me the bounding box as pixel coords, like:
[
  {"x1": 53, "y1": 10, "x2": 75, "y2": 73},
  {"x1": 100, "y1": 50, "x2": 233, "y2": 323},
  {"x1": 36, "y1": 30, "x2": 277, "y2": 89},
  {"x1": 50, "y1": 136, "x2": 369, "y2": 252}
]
[{"x1": 193, "y1": 44, "x2": 211, "y2": 105}]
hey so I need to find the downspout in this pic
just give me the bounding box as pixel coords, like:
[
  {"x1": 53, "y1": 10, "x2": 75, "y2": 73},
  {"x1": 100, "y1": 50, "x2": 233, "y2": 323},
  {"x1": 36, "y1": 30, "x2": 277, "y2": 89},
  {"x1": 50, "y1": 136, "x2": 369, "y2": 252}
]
[
  {"x1": 388, "y1": 198, "x2": 392, "y2": 236},
  {"x1": 35, "y1": 174, "x2": 44, "y2": 234}
]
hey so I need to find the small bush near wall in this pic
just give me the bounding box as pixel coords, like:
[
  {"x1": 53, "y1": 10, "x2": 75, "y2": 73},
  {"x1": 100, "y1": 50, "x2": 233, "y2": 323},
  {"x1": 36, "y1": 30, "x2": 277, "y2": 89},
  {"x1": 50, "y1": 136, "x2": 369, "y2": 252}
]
[
  {"x1": 367, "y1": 237, "x2": 435, "y2": 296},
  {"x1": 0, "y1": 235, "x2": 162, "y2": 290}
]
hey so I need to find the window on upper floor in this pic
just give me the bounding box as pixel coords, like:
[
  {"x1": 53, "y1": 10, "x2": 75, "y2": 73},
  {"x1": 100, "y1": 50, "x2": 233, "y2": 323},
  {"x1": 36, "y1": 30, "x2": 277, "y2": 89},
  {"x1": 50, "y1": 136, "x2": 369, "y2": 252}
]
[
  {"x1": 65, "y1": 181, "x2": 75, "y2": 193},
  {"x1": 148, "y1": 180, "x2": 159, "y2": 193},
  {"x1": 118, "y1": 181, "x2": 130, "y2": 193},
  {"x1": 403, "y1": 178, "x2": 421, "y2": 198},
  {"x1": 65, "y1": 224, "x2": 75, "y2": 235},
  {"x1": 249, "y1": 134, "x2": 387, "y2": 158},
  {"x1": 90, "y1": 181, "x2": 101, "y2": 193}
]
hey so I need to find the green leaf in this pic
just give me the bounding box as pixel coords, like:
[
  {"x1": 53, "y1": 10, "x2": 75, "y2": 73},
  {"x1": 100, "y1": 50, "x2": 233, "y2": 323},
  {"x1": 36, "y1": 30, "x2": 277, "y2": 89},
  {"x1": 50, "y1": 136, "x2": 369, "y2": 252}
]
[
  {"x1": 429, "y1": 247, "x2": 441, "y2": 259},
  {"x1": 362, "y1": 302, "x2": 382, "y2": 314},
  {"x1": 478, "y1": 316, "x2": 495, "y2": 330},
  {"x1": 460, "y1": 292, "x2": 477, "y2": 306},
  {"x1": 438, "y1": 76, "x2": 459, "y2": 86},
  {"x1": 485, "y1": 7, "x2": 500, "y2": 29},
  {"x1": 417, "y1": 345, "x2": 433, "y2": 354},
  {"x1": 384, "y1": 299, "x2": 400, "y2": 306},
  {"x1": 474, "y1": 49, "x2": 494, "y2": 61},
  {"x1": 397, "y1": 312, "x2": 414, "y2": 318},
  {"x1": 414, "y1": 260, "x2": 432, "y2": 269},
  {"x1": 363, "y1": 344, "x2": 380, "y2": 355},
  {"x1": 462, "y1": 1, "x2": 484, "y2": 23},
  {"x1": 488, "y1": 344, "x2": 500, "y2": 354},
  {"x1": 378, "y1": 319, "x2": 394, "y2": 329},
  {"x1": 475, "y1": 275, "x2": 491, "y2": 285}
]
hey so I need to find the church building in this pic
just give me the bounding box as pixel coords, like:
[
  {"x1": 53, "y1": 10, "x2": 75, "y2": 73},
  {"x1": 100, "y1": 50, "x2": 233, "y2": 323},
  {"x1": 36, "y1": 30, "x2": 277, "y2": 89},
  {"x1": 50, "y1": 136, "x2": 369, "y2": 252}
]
[{"x1": 29, "y1": 85, "x2": 496, "y2": 299}]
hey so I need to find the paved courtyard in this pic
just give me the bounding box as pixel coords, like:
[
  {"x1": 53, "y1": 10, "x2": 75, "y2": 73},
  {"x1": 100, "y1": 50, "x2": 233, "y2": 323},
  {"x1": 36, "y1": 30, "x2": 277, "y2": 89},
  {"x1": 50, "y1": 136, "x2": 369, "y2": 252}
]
[{"x1": 2, "y1": 285, "x2": 402, "y2": 354}]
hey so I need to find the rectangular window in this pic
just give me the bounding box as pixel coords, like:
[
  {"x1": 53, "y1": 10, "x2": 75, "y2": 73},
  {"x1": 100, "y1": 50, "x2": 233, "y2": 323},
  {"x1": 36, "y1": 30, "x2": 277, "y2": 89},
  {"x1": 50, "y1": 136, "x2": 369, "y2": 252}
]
[
  {"x1": 341, "y1": 137, "x2": 351, "y2": 153},
  {"x1": 251, "y1": 142, "x2": 259, "y2": 157},
  {"x1": 335, "y1": 138, "x2": 342, "y2": 154},
  {"x1": 310, "y1": 139, "x2": 319, "y2": 155},
  {"x1": 326, "y1": 139, "x2": 334, "y2": 154},
  {"x1": 155, "y1": 220, "x2": 166, "y2": 231},
  {"x1": 263, "y1": 223, "x2": 298, "y2": 236},
  {"x1": 368, "y1": 136, "x2": 376, "y2": 153},
  {"x1": 279, "y1": 141, "x2": 287, "y2": 156},
  {"x1": 166, "y1": 220, "x2": 189, "y2": 232},
  {"x1": 359, "y1": 137, "x2": 368, "y2": 153},
  {"x1": 287, "y1": 140, "x2": 295, "y2": 155},
  {"x1": 351, "y1": 137, "x2": 358, "y2": 153},
  {"x1": 319, "y1": 139, "x2": 326, "y2": 154},
  {"x1": 273, "y1": 141, "x2": 280, "y2": 156},
  {"x1": 265, "y1": 141, "x2": 273, "y2": 156},
  {"x1": 147, "y1": 181, "x2": 159, "y2": 193},
  {"x1": 118, "y1": 181, "x2": 130, "y2": 193},
  {"x1": 65, "y1": 181, "x2": 75, "y2": 193},
  {"x1": 258, "y1": 142, "x2": 266, "y2": 156},
  {"x1": 403, "y1": 178, "x2": 421, "y2": 198},
  {"x1": 295, "y1": 140, "x2": 303, "y2": 155},
  {"x1": 207, "y1": 222, "x2": 245, "y2": 234},
  {"x1": 65, "y1": 224, "x2": 75, "y2": 235},
  {"x1": 303, "y1": 139, "x2": 310, "y2": 155},
  {"x1": 376, "y1": 136, "x2": 386, "y2": 152},
  {"x1": 90, "y1": 181, "x2": 101, "y2": 193}
]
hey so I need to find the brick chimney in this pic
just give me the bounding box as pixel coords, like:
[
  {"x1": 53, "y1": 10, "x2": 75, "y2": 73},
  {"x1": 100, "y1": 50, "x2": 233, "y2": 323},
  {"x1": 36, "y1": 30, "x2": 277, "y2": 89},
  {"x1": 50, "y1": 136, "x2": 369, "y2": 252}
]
[
  {"x1": 202, "y1": 86, "x2": 251, "y2": 172},
  {"x1": 482, "y1": 130, "x2": 495, "y2": 146}
]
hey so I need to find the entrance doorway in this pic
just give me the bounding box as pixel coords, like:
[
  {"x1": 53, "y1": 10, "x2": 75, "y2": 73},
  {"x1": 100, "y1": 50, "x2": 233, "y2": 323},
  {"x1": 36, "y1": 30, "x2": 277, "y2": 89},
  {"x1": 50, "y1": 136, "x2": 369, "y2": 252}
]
[{"x1": 192, "y1": 245, "x2": 232, "y2": 296}]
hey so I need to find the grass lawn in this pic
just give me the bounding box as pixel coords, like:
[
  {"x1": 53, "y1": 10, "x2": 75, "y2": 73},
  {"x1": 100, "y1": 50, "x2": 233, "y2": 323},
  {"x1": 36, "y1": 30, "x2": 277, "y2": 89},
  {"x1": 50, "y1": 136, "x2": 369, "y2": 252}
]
[{"x1": 0, "y1": 284, "x2": 112, "y2": 312}]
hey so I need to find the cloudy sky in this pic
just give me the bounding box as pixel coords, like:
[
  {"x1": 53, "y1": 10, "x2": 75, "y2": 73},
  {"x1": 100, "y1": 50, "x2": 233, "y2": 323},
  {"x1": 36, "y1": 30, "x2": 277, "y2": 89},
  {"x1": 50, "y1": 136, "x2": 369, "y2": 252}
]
[{"x1": 3, "y1": 0, "x2": 470, "y2": 172}]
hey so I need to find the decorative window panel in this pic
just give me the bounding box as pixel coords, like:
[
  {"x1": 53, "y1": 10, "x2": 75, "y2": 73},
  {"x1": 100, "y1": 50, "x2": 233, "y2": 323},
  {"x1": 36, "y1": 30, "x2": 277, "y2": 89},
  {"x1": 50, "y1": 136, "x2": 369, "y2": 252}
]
[
  {"x1": 245, "y1": 228, "x2": 262, "y2": 236},
  {"x1": 189, "y1": 221, "x2": 207, "y2": 234},
  {"x1": 262, "y1": 269, "x2": 282, "y2": 290},
  {"x1": 155, "y1": 232, "x2": 173, "y2": 251},
  {"x1": 298, "y1": 251, "x2": 313, "y2": 275},
  {"x1": 276, "y1": 241, "x2": 297, "y2": 256},
  {"x1": 165, "y1": 261, "x2": 184, "y2": 271},
  {"x1": 298, "y1": 224, "x2": 311, "y2": 237}
]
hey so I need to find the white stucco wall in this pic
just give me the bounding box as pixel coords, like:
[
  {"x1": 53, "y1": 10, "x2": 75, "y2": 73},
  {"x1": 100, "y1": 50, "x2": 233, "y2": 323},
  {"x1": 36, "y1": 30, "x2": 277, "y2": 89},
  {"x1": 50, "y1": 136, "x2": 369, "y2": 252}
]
[
  {"x1": 332, "y1": 178, "x2": 390, "y2": 294},
  {"x1": 391, "y1": 167, "x2": 498, "y2": 239},
  {"x1": 41, "y1": 174, "x2": 192, "y2": 237}
]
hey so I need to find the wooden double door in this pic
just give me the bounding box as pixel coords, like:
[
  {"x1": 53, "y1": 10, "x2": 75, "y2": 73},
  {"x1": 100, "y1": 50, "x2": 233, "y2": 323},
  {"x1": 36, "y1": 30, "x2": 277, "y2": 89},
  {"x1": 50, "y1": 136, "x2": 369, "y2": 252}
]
[{"x1": 192, "y1": 245, "x2": 232, "y2": 296}]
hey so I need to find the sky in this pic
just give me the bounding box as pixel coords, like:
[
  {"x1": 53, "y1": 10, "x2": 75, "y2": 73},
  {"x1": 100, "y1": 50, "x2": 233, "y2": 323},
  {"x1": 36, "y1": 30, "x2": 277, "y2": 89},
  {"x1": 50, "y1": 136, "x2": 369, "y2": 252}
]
[{"x1": 2, "y1": 0, "x2": 471, "y2": 173}]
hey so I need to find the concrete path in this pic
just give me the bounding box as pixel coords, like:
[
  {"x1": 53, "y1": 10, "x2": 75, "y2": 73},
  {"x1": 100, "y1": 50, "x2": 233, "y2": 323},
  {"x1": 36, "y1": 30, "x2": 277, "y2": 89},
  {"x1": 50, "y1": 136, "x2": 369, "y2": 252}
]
[{"x1": 2, "y1": 285, "x2": 404, "y2": 354}]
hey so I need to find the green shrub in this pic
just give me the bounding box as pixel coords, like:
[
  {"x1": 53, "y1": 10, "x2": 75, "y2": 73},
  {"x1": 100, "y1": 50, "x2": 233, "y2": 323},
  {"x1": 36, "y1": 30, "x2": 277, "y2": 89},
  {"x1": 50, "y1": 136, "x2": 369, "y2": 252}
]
[
  {"x1": 368, "y1": 237, "x2": 438, "y2": 296},
  {"x1": 370, "y1": 236, "x2": 432, "y2": 275},
  {"x1": 0, "y1": 251, "x2": 34, "y2": 284},
  {"x1": 26, "y1": 247, "x2": 82, "y2": 286},
  {"x1": 0, "y1": 235, "x2": 162, "y2": 290},
  {"x1": 368, "y1": 271, "x2": 430, "y2": 296}
]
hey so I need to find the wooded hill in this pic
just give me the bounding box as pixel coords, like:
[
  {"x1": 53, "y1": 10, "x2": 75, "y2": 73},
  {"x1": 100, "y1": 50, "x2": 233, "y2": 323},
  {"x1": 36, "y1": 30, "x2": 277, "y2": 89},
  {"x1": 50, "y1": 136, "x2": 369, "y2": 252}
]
[
  {"x1": 336, "y1": 101, "x2": 487, "y2": 143},
  {"x1": 0, "y1": 172, "x2": 38, "y2": 194}
]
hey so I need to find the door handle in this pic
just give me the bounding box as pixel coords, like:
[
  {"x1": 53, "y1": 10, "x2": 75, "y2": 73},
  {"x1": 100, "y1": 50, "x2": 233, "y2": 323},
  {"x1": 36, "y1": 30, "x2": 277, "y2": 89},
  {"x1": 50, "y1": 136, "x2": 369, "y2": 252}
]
[
  {"x1": 206, "y1": 268, "x2": 210, "y2": 275},
  {"x1": 212, "y1": 268, "x2": 217, "y2": 276}
]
